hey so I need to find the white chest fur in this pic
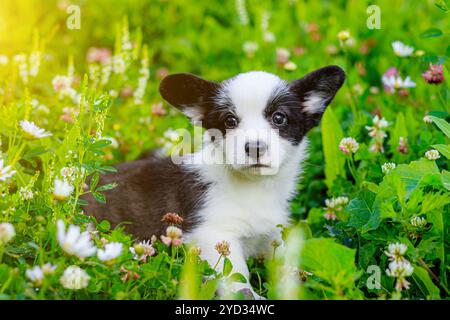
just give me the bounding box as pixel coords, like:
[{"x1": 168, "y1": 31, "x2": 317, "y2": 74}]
[{"x1": 183, "y1": 139, "x2": 308, "y2": 258}]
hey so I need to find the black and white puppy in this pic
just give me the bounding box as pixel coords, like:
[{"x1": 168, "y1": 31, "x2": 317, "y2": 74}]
[{"x1": 85, "y1": 65, "x2": 345, "y2": 298}]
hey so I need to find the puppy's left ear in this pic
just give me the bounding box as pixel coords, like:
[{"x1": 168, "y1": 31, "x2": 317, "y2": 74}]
[
  {"x1": 290, "y1": 65, "x2": 345, "y2": 131},
  {"x1": 159, "y1": 73, "x2": 219, "y2": 123}
]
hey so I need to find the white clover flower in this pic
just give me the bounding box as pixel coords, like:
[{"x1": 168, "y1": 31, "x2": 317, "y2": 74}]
[
  {"x1": 0, "y1": 55, "x2": 9, "y2": 65},
  {"x1": 60, "y1": 266, "x2": 90, "y2": 290},
  {"x1": 366, "y1": 116, "x2": 388, "y2": 138},
  {"x1": 53, "y1": 178, "x2": 74, "y2": 201},
  {"x1": 0, "y1": 159, "x2": 16, "y2": 182},
  {"x1": 284, "y1": 61, "x2": 297, "y2": 71},
  {"x1": 163, "y1": 129, "x2": 180, "y2": 142},
  {"x1": 335, "y1": 196, "x2": 349, "y2": 206},
  {"x1": 97, "y1": 242, "x2": 123, "y2": 262},
  {"x1": 369, "y1": 86, "x2": 380, "y2": 95},
  {"x1": 410, "y1": 216, "x2": 427, "y2": 228},
  {"x1": 26, "y1": 266, "x2": 44, "y2": 285},
  {"x1": 52, "y1": 75, "x2": 76, "y2": 100},
  {"x1": 339, "y1": 137, "x2": 359, "y2": 155},
  {"x1": 166, "y1": 226, "x2": 183, "y2": 239},
  {"x1": 0, "y1": 222, "x2": 15, "y2": 245},
  {"x1": 392, "y1": 41, "x2": 414, "y2": 57},
  {"x1": 19, "y1": 120, "x2": 52, "y2": 140},
  {"x1": 423, "y1": 115, "x2": 432, "y2": 124},
  {"x1": 263, "y1": 31, "x2": 275, "y2": 43},
  {"x1": 26, "y1": 263, "x2": 55, "y2": 286},
  {"x1": 19, "y1": 186, "x2": 34, "y2": 200},
  {"x1": 381, "y1": 162, "x2": 396, "y2": 174},
  {"x1": 337, "y1": 30, "x2": 350, "y2": 42},
  {"x1": 382, "y1": 75, "x2": 416, "y2": 91},
  {"x1": 345, "y1": 37, "x2": 356, "y2": 47},
  {"x1": 130, "y1": 240, "x2": 155, "y2": 261},
  {"x1": 385, "y1": 242, "x2": 408, "y2": 263},
  {"x1": 323, "y1": 196, "x2": 348, "y2": 221},
  {"x1": 57, "y1": 220, "x2": 97, "y2": 259},
  {"x1": 373, "y1": 115, "x2": 389, "y2": 128},
  {"x1": 366, "y1": 116, "x2": 389, "y2": 151},
  {"x1": 109, "y1": 90, "x2": 118, "y2": 98},
  {"x1": 52, "y1": 75, "x2": 72, "y2": 92},
  {"x1": 386, "y1": 260, "x2": 414, "y2": 291},
  {"x1": 386, "y1": 260, "x2": 414, "y2": 278},
  {"x1": 276, "y1": 47, "x2": 290, "y2": 64},
  {"x1": 161, "y1": 226, "x2": 183, "y2": 247},
  {"x1": 425, "y1": 149, "x2": 440, "y2": 161},
  {"x1": 41, "y1": 263, "x2": 57, "y2": 275},
  {"x1": 242, "y1": 41, "x2": 258, "y2": 57}
]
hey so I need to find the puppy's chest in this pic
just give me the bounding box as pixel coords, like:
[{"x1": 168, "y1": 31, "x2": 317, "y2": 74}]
[{"x1": 197, "y1": 181, "x2": 290, "y2": 236}]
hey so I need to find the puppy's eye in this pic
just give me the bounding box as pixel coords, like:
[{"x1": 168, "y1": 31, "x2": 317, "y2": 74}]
[
  {"x1": 272, "y1": 112, "x2": 287, "y2": 126},
  {"x1": 224, "y1": 115, "x2": 238, "y2": 129}
]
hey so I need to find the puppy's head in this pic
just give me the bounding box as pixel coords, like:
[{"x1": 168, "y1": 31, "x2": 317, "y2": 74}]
[{"x1": 159, "y1": 66, "x2": 345, "y2": 176}]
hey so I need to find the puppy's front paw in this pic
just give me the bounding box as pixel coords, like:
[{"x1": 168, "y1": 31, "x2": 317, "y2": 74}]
[{"x1": 238, "y1": 288, "x2": 266, "y2": 300}]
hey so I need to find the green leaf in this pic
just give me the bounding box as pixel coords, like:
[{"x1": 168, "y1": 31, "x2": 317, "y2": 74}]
[
  {"x1": 90, "y1": 172, "x2": 100, "y2": 191},
  {"x1": 425, "y1": 207, "x2": 446, "y2": 280},
  {"x1": 90, "y1": 139, "x2": 112, "y2": 150},
  {"x1": 306, "y1": 208, "x2": 324, "y2": 225},
  {"x1": 435, "y1": 0, "x2": 449, "y2": 12},
  {"x1": 412, "y1": 266, "x2": 441, "y2": 299},
  {"x1": 96, "y1": 183, "x2": 118, "y2": 192},
  {"x1": 97, "y1": 220, "x2": 111, "y2": 232},
  {"x1": 228, "y1": 272, "x2": 247, "y2": 283},
  {"x1": 22, "y1": 146, "x2": 50, "y2": 161},
  {"x1": 93, "y1": 192, "x2": 106, "y2": 204},
  {"x1": 76, "y1": 198, "x2": 88, "y2": 206},
  {"x1": 321, "y1": 107, "x2": 346, "y2": 188},
  {"x1": 427, "y1": 110, "x2": 449, "y2": 119},
  {"x1": 198, "y1": 279, "x2": 218, "y2": 299},
  {"x1": 441, "y1": 170, "x2": 450, "y2": 191},
  {"x1": 362, "y1": 181, "x2": 379, "y2": 194},
  {"x1": 347, "y1": 189, "x2": 379, "y2": 232},
  {"x1": 300, "y1": 238, "x2": 357, "y2": 288},
  {"x1": 430, "y1": 116, "x2": 450, "y2": 138},
  {"x1": 389, "y1": 112, "x2": 407, "y2": 151},
  {"x1": 394, "y1": 158, "x2": 440, "y2": 197},
  {"x1": 297, "y1": 220, "x2": 313, "y2": 239},
  {"x1": 420, "y1": 28, "x2": 443, "y2": 38},
  {"x1": 223, "y1": 257, "x2": 233, "y2": 277},
  {"x1": 432, "y1": 144, "x2": 450, "y2": 159}
]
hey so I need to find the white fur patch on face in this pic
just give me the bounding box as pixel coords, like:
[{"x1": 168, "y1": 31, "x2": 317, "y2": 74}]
[
  {"x1": 220, "y1": 71, "x2": 285, "y2": 115},
  {"x1": 216, "y1": 72, "x2": 289, "y2": 174},
  {"x1": 181, "y1": 105, "x2": 205, "y2": 122},
  {"x1": 302, "y1": 92, "x2": 326, "y2": 114}
]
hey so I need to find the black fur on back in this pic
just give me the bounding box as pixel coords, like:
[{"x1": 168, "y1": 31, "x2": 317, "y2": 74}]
[{"x1": 82, "y1": 156, "x2": 209, "y2": 239}]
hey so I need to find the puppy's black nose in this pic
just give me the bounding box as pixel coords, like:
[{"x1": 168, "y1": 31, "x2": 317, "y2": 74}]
[{"x1": 245, "y1": 141, "x2": 267, "y2": 159}]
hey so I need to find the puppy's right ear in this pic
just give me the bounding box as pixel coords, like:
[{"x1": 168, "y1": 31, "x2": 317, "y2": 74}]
[{"x1": 159, "y1": 73, "x2": 219, "y2": 122}]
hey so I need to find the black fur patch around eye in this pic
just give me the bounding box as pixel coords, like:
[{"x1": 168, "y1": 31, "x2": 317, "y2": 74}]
[
  {"x1": 202, "y1": 94, "x2": 237, "y2": 137},
  {"x1": 264, "y1": 66, "x2": 345, "y2": 145},
  {"x1": 264, "y1": 86, "x2": 307, "y2": 145}
]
